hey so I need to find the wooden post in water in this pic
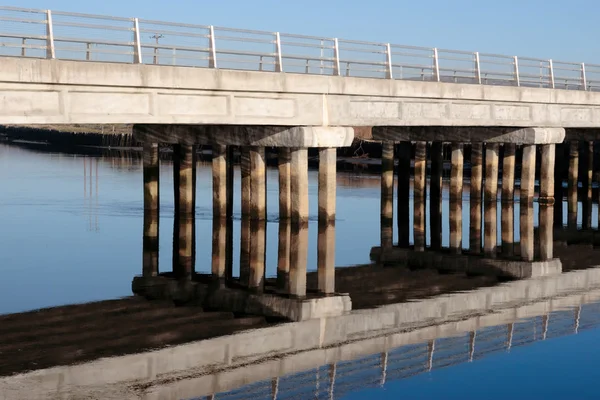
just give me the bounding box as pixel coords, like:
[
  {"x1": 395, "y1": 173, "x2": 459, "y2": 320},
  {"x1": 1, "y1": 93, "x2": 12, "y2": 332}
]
[
  {"x1": 318, "y1": 148, "x2": 337, "y2": 294},
  {"x1": 397, "y1": 142, "x2": 411, "y2": 247},
  {"x1": 429, "y1": 142, "x2": 443, "y2": 250},
  {"x1": 470, "y1": 143, "x2": 483, "y2": 254},
  {"x1": 142, "y1": 142, "x2": 159, "y2": 277},
  {"x1": 449, "y1": 143, "x2": 464, "y2": 253},
  {"x1": 381, "y1": 142, "x2": 395, "y2": 248},
  {"x1": 413, "y1": 142, "x2": 426, "y2": 251},
  {"x1": 484, "y1": 143, "x2": 499, "y2": 257}
]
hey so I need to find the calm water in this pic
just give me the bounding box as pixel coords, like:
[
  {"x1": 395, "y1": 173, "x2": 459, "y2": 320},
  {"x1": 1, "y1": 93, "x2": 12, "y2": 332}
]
[{"x1": 1, "y1": 142, "x2": 600, "y2": 399}]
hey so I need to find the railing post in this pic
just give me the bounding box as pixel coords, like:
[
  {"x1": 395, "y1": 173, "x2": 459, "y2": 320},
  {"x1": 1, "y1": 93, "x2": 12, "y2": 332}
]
[
  {"x1": 581, "y1": 62, "x2": 587, "y2": 91},
  {"x1": 45, "y1": 10, "x2": 55, "y2": 59},
  {"x1": 385, "y1": 43, "x2": 393, "y2": 79},
  {"x1": 274, "y1": 32, "x2": 283, "y2": 72},
  {"x1": 86, "y1": 42, "x2": 91, "y2": 61},
  {"x1": 21, "y1": 38, "x2": 26, "y2": 57},
  {"x1": 549, "y1": 59, "x2": 555, "y2": 89},
  {"x1": 333, "y1": 38, "x2": 341, "y2": 76},
  {"x1": 474, "y1": 52, "x2": 482, "y2": 84},
  {"x1": 133, "y1": 18, "x2": 142, "y2": 64},
  {"x1": 513, "y1": 56, "x2": 520, "y2": 87},
  {"x1": 433, "y1": 48, "x2": 440, "y2": 82},
  {"x1": 209, "y1": 25, "x2": 217, "y2": 68}
]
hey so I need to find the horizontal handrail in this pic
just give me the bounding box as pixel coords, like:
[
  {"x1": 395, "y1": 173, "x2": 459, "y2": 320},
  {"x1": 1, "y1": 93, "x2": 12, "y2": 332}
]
[{"x1": 0, "y1": 5, "x2": 596, "y2": 91}]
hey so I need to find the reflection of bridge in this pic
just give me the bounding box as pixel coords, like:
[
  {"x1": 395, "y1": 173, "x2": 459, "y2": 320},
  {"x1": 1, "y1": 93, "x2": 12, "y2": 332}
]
[{"x1": 3, "y1": 264, "x2": 600, "y2": 400}]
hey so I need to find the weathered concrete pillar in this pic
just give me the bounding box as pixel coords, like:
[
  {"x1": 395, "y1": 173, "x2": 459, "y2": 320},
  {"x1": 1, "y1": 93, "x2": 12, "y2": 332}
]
[
  {"x1": 501, "y1": 202, "x2": 514, "y2": 256},
  {"x1": 289, "y1": 222, "x2": 309, "y2": 298},
  {"x1": 539, "y1": 205, "x2": 554, "y2": 261},
  {"x1": 582, "y1": 141, "x2": 593, "y2": 229},
  {"x1": 502, "y1": 144, "x2": 516, "y2": 203},
  {"x1": 241, "y1": 148, "x2": 251, "y2": 219},
  {"x1": 226, "y1": 146, "x2": 234, "y2": 220},
  {"x1": 484, "y1": 144, "x2": 499, "y2": 257},
  {"x1": 470, "y1": 200, "x2": 482, "y2": 254},
  {"x1": 568, "y1": 141, "x2": 579, "y2": 229},
  {"x1": 277, "y1": 149, "x2": 291, "y2": 291},
  {"x1": 413, "y1": 142, "x2": 426, "y2": 251},
  {"x1": 539, "y1": 144, "x2": 555, "y2": 204},
  {"x1": 143, "y1": 143, "x2": 159, "y2": 277},
  {"x1": 174, "y1": 144, "x2": 195, "y2": 279},
  {"x1": 239, "y1": 148, "x2": 251, "y2": 286},
  {"x1": 554, "y1": 143, "x2": 565, "y2": 228},
  {"x1": 318, "y1": 148, "x2": 336, "y2": 294},
  {"x1": 318, "y1": 220, "x2": 336, "y2": 295},
  {"x1": 429, "y1": 142, "x2": 443, "y2": 250},
  {"x1": 397, "y1": 142, "x2": 411, "y2": 247},
  {"x1": 521, "y1": 144, "x2": 536, "y2": 205},
  {"x1": 278, "y1": 148, "x2": 291, "y2": 220},
  {"x1": 250, "y1": 146, "x2": 266, "y2": 221},
  {"x1": 212, "y1": 144, "x2": 228, "y2": 218},
  {"x1": 291, "y1": 148, "x2": 309, "y2": 224},
  {"x1": 381, "y1": 142, "x2": 395, "y2": 248},
  {"x1": 450, "y1": 143, "x2": 464, "y2": 253},
  {"x1": 471, "y1": 143, "x2": 484, "y2": 202},
  {"x1": 249, "y1": 218, "x2": 266, "y2": 292},
  {"x1": 211, "y1": 217, "x2": 227, "y2": 285},
  {"x1": 520, "y1": 204, "x2": 534, "y2": 262}
]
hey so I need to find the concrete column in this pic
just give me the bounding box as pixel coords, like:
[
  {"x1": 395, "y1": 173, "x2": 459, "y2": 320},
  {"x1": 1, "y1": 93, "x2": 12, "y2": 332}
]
[
  {"x1": 319, "y1": 148, "x2": 337, "y2": 222},
  {"x1": 539, "y1": 205, "x2": 554, "y2": 261},
  {"x1": 226, "y1": 146, "x2": 234, "y2": 220},
  {"x1": 450, "y1": 143, "x2": 464, "y2": 253},
  {"x1": 502, "y1": 144, "x2": 516, "y2": 203},
  {"x1": 174, "y1": 144, "x2": 195, "y2": 279},
  {"x1": 554, "y1": 143, "x2": 565, "y2": 228},
  {"x1": 429, "y1": 142, "x2": 443, "y2": 250},
  {"x1": 470, "y1": 143, "x2": 483, "y2": 253},
  {"x1": 381, "y1": 142, "x2": 395, "y2": 248},
  {"x1": 501, "y1": 202, "x2": 514, "y2": 256},
  {"x1": 413, "y1": 142, "x2": 426, "y2": 251},
  {"x1": 484, "y1": 144, "x2": 499, "y2": 257},
  {"x1": 211, "y1": 217, "x2": 227, "y2": 285},
  {"x1": 289, "y1": 222, "x2": 309, "y2": 298},
  {"x1": 521, "y1": 145, "x2": 537, "y2": 205},
  {"x1": 520, "y1": 204, "x2": 534, "y2": 262},
  {"x1": 250, "y1": 146, "x2": 266, "y2": 221},
  {"x1": 318, "y1": 220, "x2": 336, "y2": 295},
  {"x1": 471, "y1": 143, "x2": 483, "y2": 202},
  {"x1": 582, "y1": 141, "x2": 593, "y2": 229},
  {"x1": 249, "y1": 219, "x2": 266, "y2": 292},
  {"x1": 142, "y1": 143, "x2": 159, "y2": 277},
  {"x1": 241, "y1": 148, "x2": 251, "y2": 218},
  {"x1": 568, "y1": 141, "x2": 579, "y2": 229},
  {"x1": 278, "y1": 148, "x2": 291, "y2": 220},
  {"x1": 291, "y1": 148, "x2": 309, "y2": 224},
  {"x1": 212, "y1": 144, "x2": 228, "y2": 218},
  {"x1": 539, "y1": 144, "x2": 555, "y2": 205},
  {"x1": 239, "y1": 148, "x2": 251, "y2": 286},
  {"x1": 397, "y1": 142, "x2": 411, "y2": 247}
]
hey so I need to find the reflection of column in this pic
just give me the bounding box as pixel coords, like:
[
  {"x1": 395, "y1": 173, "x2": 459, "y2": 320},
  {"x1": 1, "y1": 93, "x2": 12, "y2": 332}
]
[
  {"x1": 397, "y1": 142, "x2": 411, "y2": 247},
  {"x1": 484, "y1": 144, "x2": 499, "y2": 256},
  {"x1": 414, "y1": 142, "x2": 426, "y2": 251},
  {"x1": 539, "y1": 205, "x2": 554, "y2": 260},
  {"x1": 430, "y1": 142, "x2": 443, "y2": 250},
  {"x1": 450, "y1": 143, "x2": 464, "y2": 253},
  {"x1": 520, "y1": 203, "x2": 534, "y2": 261},
  {"x1": 211, "y1": 217, "x2": 227, "y2": 284},
  {"x1": 427, "y1": 340, "x2": 435, "y2": 371},
  {"x1": 521, "y1": 144, "x2": 536, "y2": 205},
  {"x1": 277, "y1": 149, "x2": 291, "y2": 291},
  {"x1": 212, "y1": 145, "x2": 228, "y2": 218},
  {"x1": 539, "y1": 144, "x2": 555, "y2": 204},
  {"x1": 469, "y1": 331, "x2": 476, "y2": 362},
  {"x1": 470, "y1": 143, "x2": 483, "y2": 253},
  {"x1": 568, "y1": 141, "x2": 579, "y2": 229},
  {"x1": 240, "y1": 149, "x2": 251, "y2": 286},
  {"x1": 380, "y1": 352, "x2": 388, "y2": 387},
  {"x1": 329, "y1": 364, "x2": 336, "y2": 400},
  {"x1": 381, "y1": 142, "x2": 394, "y2": 248},
  {"x1": 249, "y1": 219, "x2": 266, "y2": 292},
  {"x1": 501, "y1": 202, "x2": 514, "y2": 256},
  {"x1": 289, "y1": 222, "x2": 309, "y2": 298},
  {"x1": 143, "y1": 143, "x2": 159, "y2": 277},
  {"x1": 318, "y1": 148, "x2": 336, "y2": 294},
  {"x1": 174, "y1": 144, "x2": 195, "y2": 279}
]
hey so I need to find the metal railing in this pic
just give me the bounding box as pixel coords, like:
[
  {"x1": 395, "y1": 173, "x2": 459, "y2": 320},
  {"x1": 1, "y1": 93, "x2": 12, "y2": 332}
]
[{"x1": 1, "y1": 5, "x2": 599, "y2": 91}]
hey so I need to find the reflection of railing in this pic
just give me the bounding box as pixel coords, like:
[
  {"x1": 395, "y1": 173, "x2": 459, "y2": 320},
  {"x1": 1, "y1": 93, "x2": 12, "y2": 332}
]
[
  {"x1": 83, "y1": 157, "x2": 98, "y2": 232},
  {"x1": 1, "y1": 6, "x2": 599, "y2": 91},
  {"x1": 217, "y1": 303, "x2": 597, "y2": 400}
]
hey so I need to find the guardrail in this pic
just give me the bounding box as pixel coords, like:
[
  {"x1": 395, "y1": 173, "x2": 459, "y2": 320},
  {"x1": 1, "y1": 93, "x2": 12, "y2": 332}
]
[{"x1": 1, "y1": 5, "x2": 598, "y2": 91}]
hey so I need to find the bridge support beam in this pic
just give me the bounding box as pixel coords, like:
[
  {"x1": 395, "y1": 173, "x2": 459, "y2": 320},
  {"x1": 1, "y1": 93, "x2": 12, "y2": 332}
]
[{"x1": 373, "y1": 127, "x2": 565, "y2": 144}]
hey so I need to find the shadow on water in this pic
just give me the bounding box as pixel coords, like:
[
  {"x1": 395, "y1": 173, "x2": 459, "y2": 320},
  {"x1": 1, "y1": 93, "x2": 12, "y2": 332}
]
[{"x1": 2, "y1": 141, "x2": 600, "y2": 399}]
